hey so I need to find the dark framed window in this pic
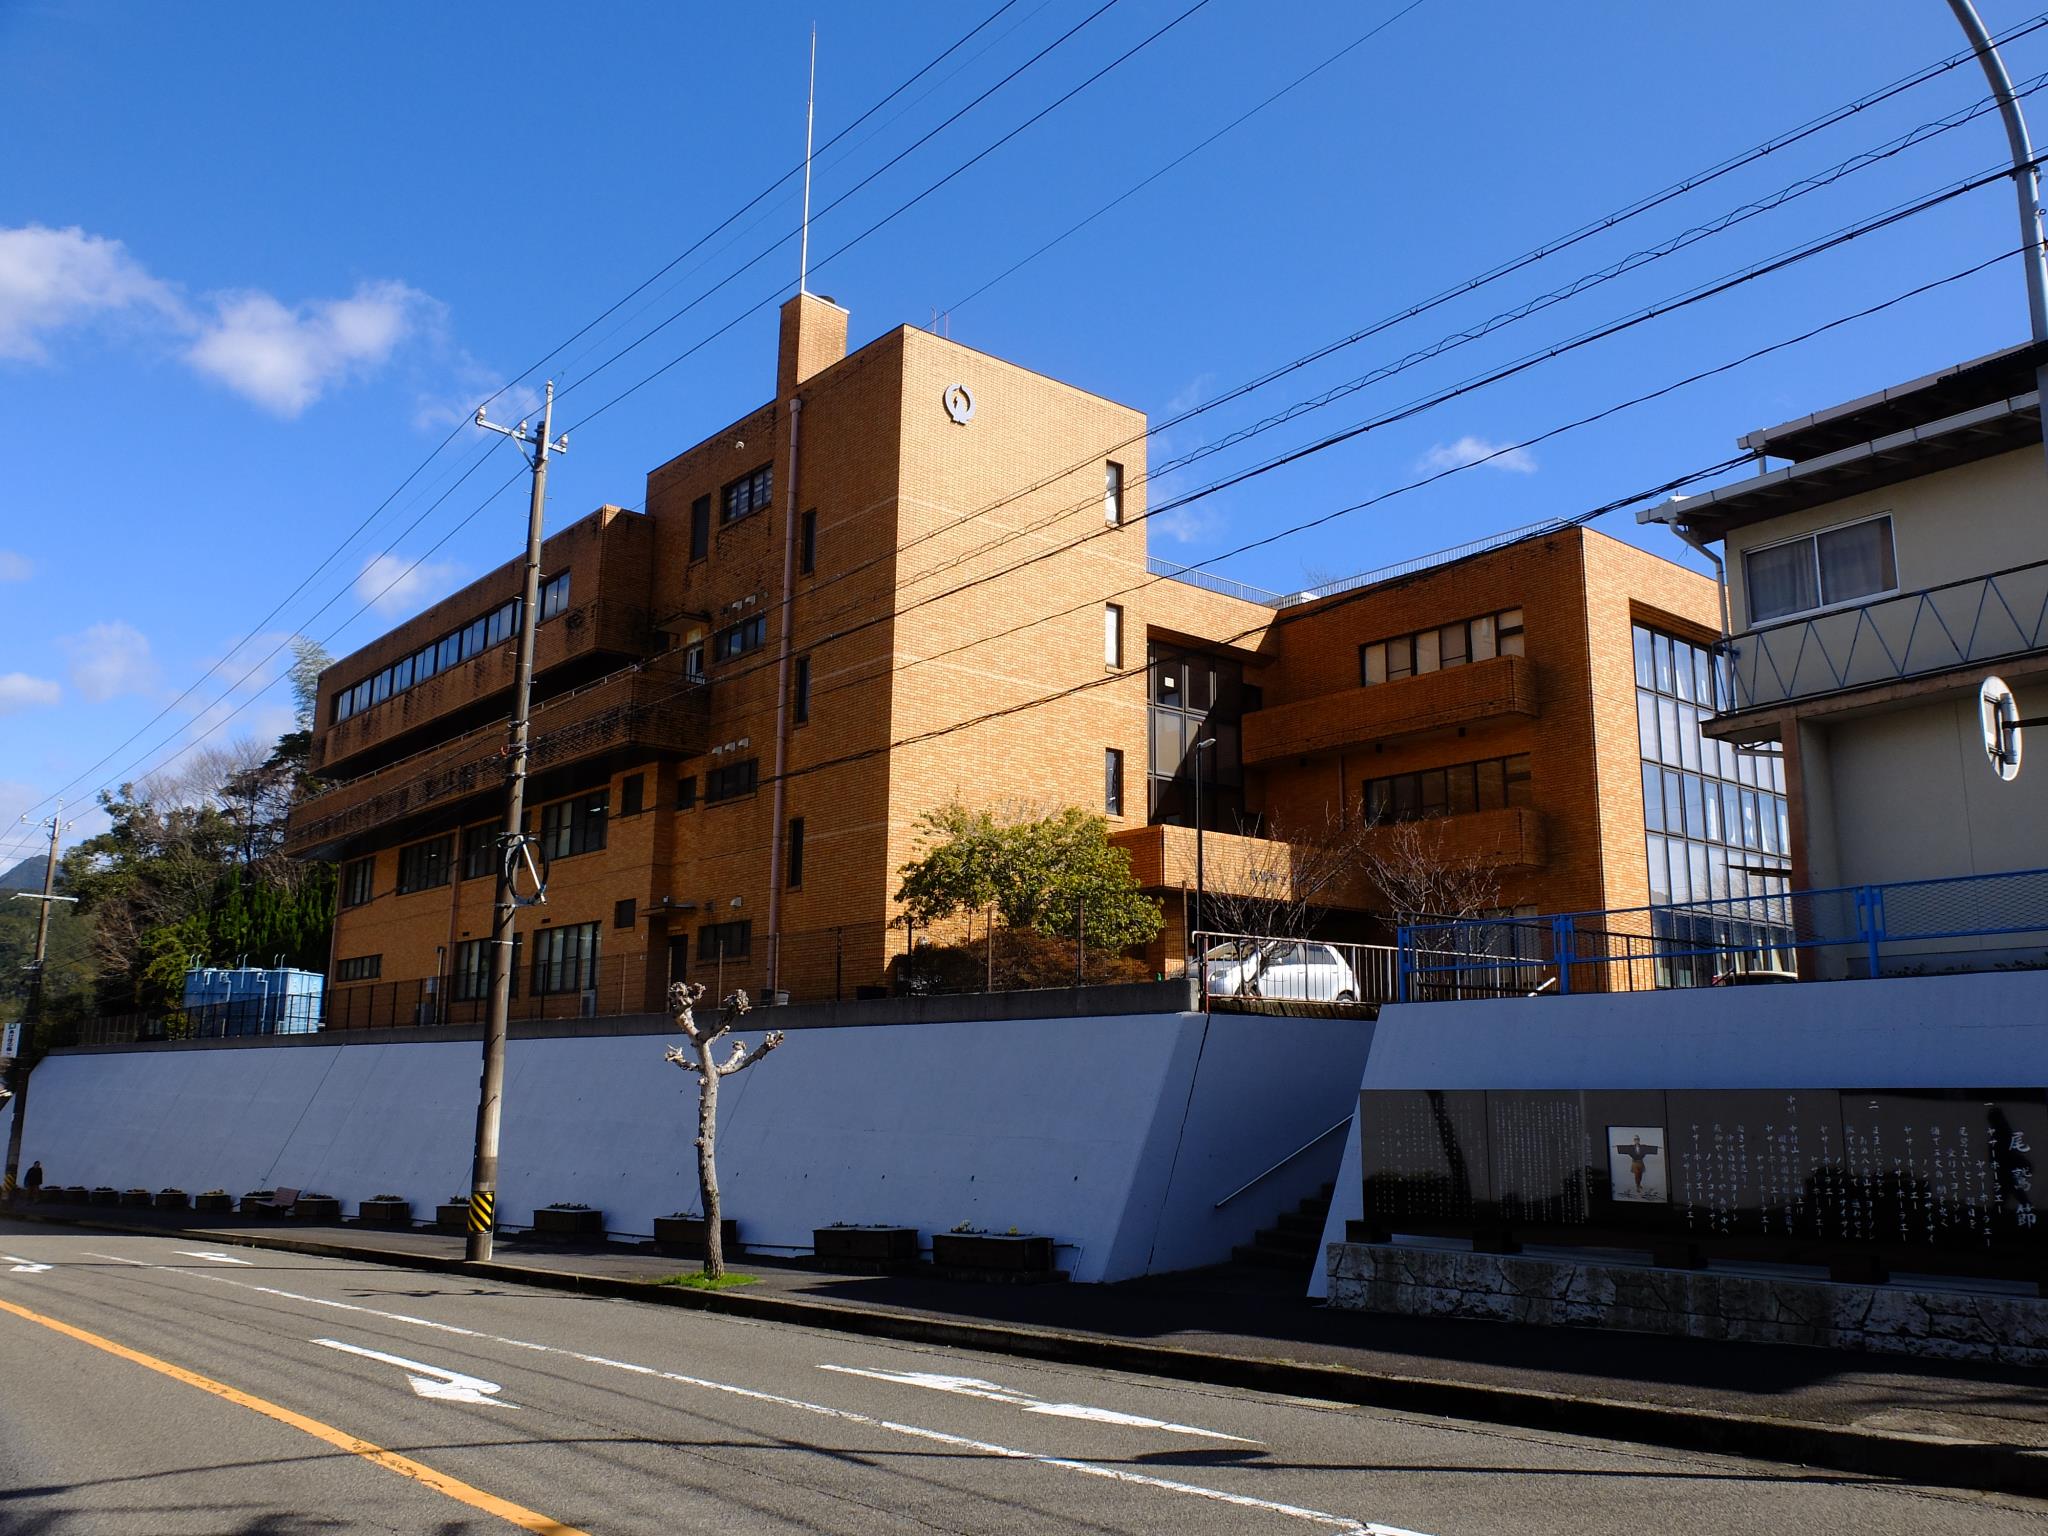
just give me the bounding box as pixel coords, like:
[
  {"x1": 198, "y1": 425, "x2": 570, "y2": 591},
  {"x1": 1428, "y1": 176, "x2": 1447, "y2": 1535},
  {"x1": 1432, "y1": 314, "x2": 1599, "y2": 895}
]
[
  {"x1": 531, "y1": 921, "x2": 600, "y2": 996},
  {"x1": 1360, "y1": 608, "x2": 1524, "y2": 686},
  {"x1": 714, "y1": 613, "x2": 767, "y2": 661},
  {"x1": 336, "y1": 955, "x2": 381, "y2": 982},
  {"x1": 539, "y1": 571, "x2": 571, "y2": 620},
  {"x1": 396, "y1": 835, "x2": 452, "y2": 894},
  {"x1": 341, "y1": 856, "x2": 376, "y2": 908},
  {"x1": 721, "y1": 463, "x2": 774, "y2": 524},
  {"x1": 1105, "y1": 747, "x2": 1124, "y2": 815},
  {"x1": 330, "y1": 593, "x2": 529, "y2": 724},
  {"x1": 619, "y1": 773, "x2": 645, "y2": 816},
  {"x1": 1363, "y1": 753, "x2": 1533, "y2": 823},
  {"x1": 697, "y1": 919, "x2": 751, "y2": 961},
  {"x1": 676, "y1": 774, "x2": 698, "y2": 810},
  {"x1": 1105, "y1": 603, "x2": 1124, "y2": 669},
  {"x1": 799, "y1": 508, "x2": 817, "y2": 574},
  {"x1": 461, "y1": 823, "x2": 496, "y2": 882},
  {"x1": 793, "y1": 655, "x2": 810, "y2": 724},
  {"x1": 614, "y1": 898, "x2": 638, "y2": 929},
  {"x1": 787, "y1": 816, "x2": 804, "y2": 889},
  {"x1": 454, "y1": 936, "x2": 521, "y2": 1002},
  {"x1": 1105, "y1": 461, "x2": 1124, "y2": 526},
  {"x1": 706, "y1": 758, "x2": 759, "y2": 802},
  {"x1": 1743, "y1": 513, "x2": 1897, "y2": 624},
  {"x1": 538, "y1": 791, "x2": 608, "y2": 858},
  {"x1": 689, "y1": 494, "x2": 711, "y2": 560}
]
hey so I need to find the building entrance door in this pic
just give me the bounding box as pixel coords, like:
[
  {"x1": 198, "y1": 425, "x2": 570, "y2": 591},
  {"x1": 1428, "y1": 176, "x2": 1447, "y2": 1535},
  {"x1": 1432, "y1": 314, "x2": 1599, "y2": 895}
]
[{"x1": 666, "y1": 935, "x2": 689, "y2": 1001}]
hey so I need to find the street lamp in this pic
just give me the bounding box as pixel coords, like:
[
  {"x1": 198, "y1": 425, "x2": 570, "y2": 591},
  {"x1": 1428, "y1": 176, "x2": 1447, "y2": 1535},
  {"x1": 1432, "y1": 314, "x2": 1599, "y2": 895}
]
[{"x1": 1191, "y1": 736, "x2": 1217, "y2": 972}]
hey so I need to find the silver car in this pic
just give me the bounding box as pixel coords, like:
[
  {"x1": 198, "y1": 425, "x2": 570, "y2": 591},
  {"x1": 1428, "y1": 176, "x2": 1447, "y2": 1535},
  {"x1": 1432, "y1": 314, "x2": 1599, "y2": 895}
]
[{"x1": 1201, "y1": 939, "x2": 1360, "y2": 1003}]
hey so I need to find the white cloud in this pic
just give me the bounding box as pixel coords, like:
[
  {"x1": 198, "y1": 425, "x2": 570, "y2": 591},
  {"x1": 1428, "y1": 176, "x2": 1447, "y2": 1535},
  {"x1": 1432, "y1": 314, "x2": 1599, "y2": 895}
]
[
  {"x1": 0, "y1": 673, "x2": 61, "y2": 715},
  {"x1": 357, "y1": 552, "x2": 467, "y2": 619},
  {"x1": 1418, "y1": 436, "x2": 1538, "y2": 476},
  {"x1": 186, "y1": 279, "x2": 435, "y2": 417},
  {"x1": 0, "y1": 225, "x2": 178, "y2": 361},
  {"x1": 59, "y1": 620, "x2": 160, "y2": 701},
  {"x1": 0, "y1": 550, "x2": 29, "y2": 581}
]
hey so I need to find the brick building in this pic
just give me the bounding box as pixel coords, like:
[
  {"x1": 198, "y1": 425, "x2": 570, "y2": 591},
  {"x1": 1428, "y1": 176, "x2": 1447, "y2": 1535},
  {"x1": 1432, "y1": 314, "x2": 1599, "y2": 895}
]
[{"x1": 283, "y1": 295, "x2": 1724, "y2": 1020}]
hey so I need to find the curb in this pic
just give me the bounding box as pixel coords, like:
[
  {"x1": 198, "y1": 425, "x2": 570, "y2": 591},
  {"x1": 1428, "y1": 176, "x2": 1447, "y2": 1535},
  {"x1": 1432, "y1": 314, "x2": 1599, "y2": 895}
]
[{"x1": 14, "y1": 1210, "x2": 2046, "y2": 1498}]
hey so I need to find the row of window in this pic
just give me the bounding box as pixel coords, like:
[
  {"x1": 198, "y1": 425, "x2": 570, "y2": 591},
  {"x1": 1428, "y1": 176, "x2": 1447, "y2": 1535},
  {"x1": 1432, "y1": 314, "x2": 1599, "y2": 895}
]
[
  {"x1": 1363, "y1": 754, "x2": 1533, "y2": 823},
  {"x1": 344, "y1": 779, "x2": 629, "y2": 903},
  {"x1": 336, "y1": 955, "x2": 380, "y2": 981},
  {"x1": 714, "y1": 612, "x2": 767, "y2": 661},
  {"x1": 449, "y1": 925, "x2": 601, "y2": 1000},
  {"x1": 1359, "y1": 608, "x2": 1524, "y2": 688},
  {"x1": 331, "y1": 573, "x2": 570, "y2": 725},
  {"x1": 1642, "y1": 764, "x2": 1790, "y2": 858}
]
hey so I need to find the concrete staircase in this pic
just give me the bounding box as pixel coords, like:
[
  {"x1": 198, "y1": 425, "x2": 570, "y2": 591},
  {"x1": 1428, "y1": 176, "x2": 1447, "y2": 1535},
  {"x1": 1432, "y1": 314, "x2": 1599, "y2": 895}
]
[{"x1": 1230, "y1": 1181, "x2": 1335, "y2": 1273}]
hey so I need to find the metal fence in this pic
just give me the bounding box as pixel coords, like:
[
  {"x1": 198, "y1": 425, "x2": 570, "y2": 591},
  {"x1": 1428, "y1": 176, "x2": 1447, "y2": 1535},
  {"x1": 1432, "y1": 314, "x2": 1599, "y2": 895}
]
[{"x1": 1397, "y1": 866, "x2": 2048, "y2": 999}]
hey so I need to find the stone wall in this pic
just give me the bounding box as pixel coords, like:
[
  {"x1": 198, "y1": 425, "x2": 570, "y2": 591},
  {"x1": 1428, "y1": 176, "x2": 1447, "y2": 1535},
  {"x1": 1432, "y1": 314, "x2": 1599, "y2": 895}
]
[{"x1": 1326, "y1": 1241, "x2": 2048, "y2": 1367}]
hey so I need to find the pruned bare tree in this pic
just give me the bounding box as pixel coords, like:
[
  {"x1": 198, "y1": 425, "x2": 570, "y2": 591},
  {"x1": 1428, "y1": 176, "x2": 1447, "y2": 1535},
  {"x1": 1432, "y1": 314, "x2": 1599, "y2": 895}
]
[
  {"x1": 1199, "y1": 806, "x2": 1374, "y2": 942},
  {"x1": 664, "y1": 982, "x2": 784, "y2": 1279},
  {"x1": 1357, "y1": 818, "x2": 1502, "y2": 927}
]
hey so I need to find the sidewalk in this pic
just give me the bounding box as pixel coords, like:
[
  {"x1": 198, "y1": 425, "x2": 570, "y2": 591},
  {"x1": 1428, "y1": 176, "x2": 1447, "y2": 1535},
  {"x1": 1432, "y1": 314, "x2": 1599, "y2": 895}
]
[{"x1": 13, "y1": 1205, "x2": 2047, "y2": 1496}]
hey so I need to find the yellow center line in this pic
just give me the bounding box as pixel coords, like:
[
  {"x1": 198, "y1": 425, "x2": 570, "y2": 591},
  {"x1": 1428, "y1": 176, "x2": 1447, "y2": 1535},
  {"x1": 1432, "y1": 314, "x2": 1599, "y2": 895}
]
[{"x1": 0, "y1": 1294, "x2": 589, "y2": 1536}]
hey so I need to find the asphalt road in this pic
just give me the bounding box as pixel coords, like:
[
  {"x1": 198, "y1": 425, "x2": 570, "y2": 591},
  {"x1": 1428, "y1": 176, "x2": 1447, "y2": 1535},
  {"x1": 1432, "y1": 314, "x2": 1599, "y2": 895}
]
[{"x1": 0, "y1": 1221, "x2": 2039, "y2": 1536}]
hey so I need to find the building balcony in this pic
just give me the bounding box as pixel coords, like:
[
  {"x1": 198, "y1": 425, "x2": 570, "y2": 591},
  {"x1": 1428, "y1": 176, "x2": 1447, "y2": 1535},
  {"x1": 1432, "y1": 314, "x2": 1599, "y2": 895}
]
[
  {"x1": 1713, "y1": 556, "x2": 2048, "y2": 736},
  {"x1": 1241, "y1": 653, "x2": 1535, "y2": 765},
  {"x1": 1360, "y1": 806, "x2": 1546, "y2": 872},
  {"x1": 284, "y1": 658, "x2": 707, "y2": 860},
  {"x1": 1111, "y1": 823, "x2": 1374, "y2": 908}
]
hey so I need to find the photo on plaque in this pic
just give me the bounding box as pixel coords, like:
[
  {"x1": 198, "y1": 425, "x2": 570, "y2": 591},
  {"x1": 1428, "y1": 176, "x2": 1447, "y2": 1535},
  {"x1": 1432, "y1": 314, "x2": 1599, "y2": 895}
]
[{"x1": 1607, "y1": 1126, "x2": 1668, "y2": 1204}]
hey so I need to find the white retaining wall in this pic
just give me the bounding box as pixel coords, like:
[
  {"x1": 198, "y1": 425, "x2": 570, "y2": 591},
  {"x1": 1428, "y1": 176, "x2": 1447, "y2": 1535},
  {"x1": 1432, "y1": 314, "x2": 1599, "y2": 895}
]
[
  {"x1": 1309, "y1": 970, "x2": 2048, "y2": 1297},
  {"x1": 10, "y1": 1008, "x2": 1373, "y2": 1285}
]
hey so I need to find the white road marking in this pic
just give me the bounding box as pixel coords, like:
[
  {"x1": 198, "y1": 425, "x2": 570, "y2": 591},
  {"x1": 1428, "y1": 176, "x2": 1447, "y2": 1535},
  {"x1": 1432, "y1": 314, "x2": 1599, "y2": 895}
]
[
  {"x1": 819, "y1": 1364, "x2": 1259, "y2": 1443},
  {"x1": 81, "y1": 1249, "x2": 1427, "y2": 1535},
  {"x1": 174, "y1": 1250, "x2": 252, "y2": 1265},
  {"x1": 1, "y1": 1256, "x2": 52, "y2": 1273},
  {"x1": 313, "y1": 1337, "x2": 518, "y2": 1408}
]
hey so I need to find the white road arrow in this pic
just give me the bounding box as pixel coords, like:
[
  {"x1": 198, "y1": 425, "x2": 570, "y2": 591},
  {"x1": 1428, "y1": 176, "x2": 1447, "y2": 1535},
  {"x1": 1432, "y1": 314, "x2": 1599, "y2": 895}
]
[
  {"x1": 175, "y1": 1250, "x2": 252, "y2": 1265},
  {"x1": 820, "y1": 1365, "x2": 1258, "y2": 1443},
  {"x1": 1, "y1": 1255, "x2": 51, "y2": 1273},
  {"x1": 313, "y1": 1338, "x2": 518, "y2": 1408}
]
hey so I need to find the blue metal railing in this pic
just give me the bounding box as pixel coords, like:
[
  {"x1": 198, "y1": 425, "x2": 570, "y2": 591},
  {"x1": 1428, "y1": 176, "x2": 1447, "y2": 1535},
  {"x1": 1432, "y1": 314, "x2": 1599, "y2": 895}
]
[{"x1": 1396, "y1": 866, "x2": 2048, "y2": 999}]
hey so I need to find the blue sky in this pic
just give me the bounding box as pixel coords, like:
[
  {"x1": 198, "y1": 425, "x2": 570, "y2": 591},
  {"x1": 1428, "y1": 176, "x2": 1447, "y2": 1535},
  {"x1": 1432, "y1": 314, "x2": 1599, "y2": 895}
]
[{"x1": 0, "y1": 0, "x2": 2037, "y2": 862}]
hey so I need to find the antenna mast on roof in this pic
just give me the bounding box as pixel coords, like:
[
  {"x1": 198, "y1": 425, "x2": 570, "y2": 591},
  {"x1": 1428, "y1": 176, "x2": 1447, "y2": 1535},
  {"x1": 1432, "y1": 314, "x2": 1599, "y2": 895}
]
[{"x1": 799, "y1": 22, "x2": 817, "y2": 297}]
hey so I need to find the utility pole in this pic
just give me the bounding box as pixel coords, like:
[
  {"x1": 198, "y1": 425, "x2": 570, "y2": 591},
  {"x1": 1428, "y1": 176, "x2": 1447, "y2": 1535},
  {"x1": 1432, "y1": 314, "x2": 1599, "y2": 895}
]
[
  {"x1": 465, "y1": 383, "x2": 567, "y2": 1262},
  {"x1": 5, "y1": 805, "x2": 76, "y2": 1205}
]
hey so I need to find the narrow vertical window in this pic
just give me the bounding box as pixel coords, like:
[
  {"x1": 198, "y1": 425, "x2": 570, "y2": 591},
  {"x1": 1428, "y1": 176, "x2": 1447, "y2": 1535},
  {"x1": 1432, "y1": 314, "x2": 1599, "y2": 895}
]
[
  {"x1": 619, "y1": 773, "x2": 644, "y2": 816},
  {"x1": 689, "y1": 494, "x2": 711, "y2": 560},
  {"x1": 1105, "y1": 748, "x2": 1124, "y2": 816},
  {"x1": 787, "y1": 816, "x2": 805, "y2": 889},
  {"x1": 799, "y1": 508, "x2": 817, "y2": 574},
  {"x1": 793, "y1": 655, "x2": 811, "y2": 724},
  {"x1": 1105, "y1": 461, "x2": 1124, "y2": 525},
  {"x1": 1104, "y1": 603, "x2": 1124, "y2": 669}
]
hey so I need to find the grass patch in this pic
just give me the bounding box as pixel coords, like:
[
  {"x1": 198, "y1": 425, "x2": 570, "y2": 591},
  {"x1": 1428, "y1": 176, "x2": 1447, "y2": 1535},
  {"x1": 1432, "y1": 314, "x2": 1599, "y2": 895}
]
[{"x1": 654, "y1": 1271, "x2": 760, "y2": 1291}]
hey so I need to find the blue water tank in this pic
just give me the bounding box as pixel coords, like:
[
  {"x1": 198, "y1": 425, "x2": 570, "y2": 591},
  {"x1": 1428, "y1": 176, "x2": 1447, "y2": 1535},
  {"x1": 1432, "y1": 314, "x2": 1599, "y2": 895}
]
[{"x1": 266, "y1": 967, "x2": 325, "y2": 1035}]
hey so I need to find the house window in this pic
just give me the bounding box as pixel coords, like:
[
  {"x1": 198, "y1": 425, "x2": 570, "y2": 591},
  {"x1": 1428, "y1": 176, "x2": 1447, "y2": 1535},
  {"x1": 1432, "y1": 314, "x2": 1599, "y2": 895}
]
[
  {"x1": 340, "y1": 857, "x2": 376, "y2": 908},
  {"x1": 722, "y1": 463, "x2": 774, "y2": 524},
  {"x1": 714, "y1": 613, "x2": 767, "y2": 661},
  {"x1": 1105, "y1": 747, "x2": 1124, "y2": 816},
  {"x1": 697, "y1": 919, "x2": 751, "y2": 961},
  {"x1": 1363, "y1": 754, "x2": 1533, "y2": 823},
  {"x1": 538, "y1": 791, "x2": 608, "y2": 858},
  {"x1": 539, "y1": 571, "x2": 571, "y2": 621},
  {"x1": 531, "y1": 921, "x2": 600, "y2": 996},
  {"x1": 793, "y1": 655, "x2": 810, "y2": 724},
  {"x1": 706, "y1": 758, "x2": 759, "y2": 803},
  {"x1": 336, "y1": 955, "x2": 381, "y2": 982},
  {"x1": 685, "y1": 642, "x2": 705, "y2": 680},
  {"x1": 1105, "y1": 461, "x2": 1124, "y2": 525},
  {"x1": 614, "y1": 898, "x2": 638, "y2": 929},
  {"x1": 799, "y1": 508, "x2": 817, "y2": 574},
  {"x1": 787, "y1": 816, "x2": 804, "y2": 889},
  {"x1": 689, "y1": 494, "x2": 711, "y2": 560},
  {"x1": 619, "y1": 773, "x2": 645, "y2": 816},
  {"x1": 1104, "y1": 603, "x2": 1124, "y2": 669},
  {"x1": 676, "y1": 774, "x2": 698, "y2": 810},
  {"x1": 454, "y1": 936, "x2": 521, "y2": 1002},
  {"x1": 1744, "y1": 514, "x2": 1897, "y2": 624},
  {"x1": 1360, "y1": 608, "x2": 1524, "y2": 686},
  {"x1": 396, "y1": 835, "x2": 452, "y2": 894},
  {"x1": 461, "y1": 823, "x2": 497, "y2": 882}
]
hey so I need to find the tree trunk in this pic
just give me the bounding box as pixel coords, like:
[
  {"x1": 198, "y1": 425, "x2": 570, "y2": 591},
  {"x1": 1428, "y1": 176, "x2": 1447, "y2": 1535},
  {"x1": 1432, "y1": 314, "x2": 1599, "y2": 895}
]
[{"x1": 696, "y1": 1054, "x2": 723, "y2": 1279}]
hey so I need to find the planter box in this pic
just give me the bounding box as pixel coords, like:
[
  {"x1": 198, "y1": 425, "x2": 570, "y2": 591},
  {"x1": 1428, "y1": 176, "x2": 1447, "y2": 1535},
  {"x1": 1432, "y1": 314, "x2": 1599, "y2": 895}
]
[
  {"x1": 930, "y1": 1232, "x2": 1057, "y2": 1279},
  {"x1": 240, "y1": 1193, "x2": 277, "y2": 1216},
  {"x1": 89, "y1": 1188, "x2": 121, "y2": 1207},
  {"x1": 357, "y1": 1198, "x2": 412, "y2": 1228},
  {"x1": 59, "y1": 1187, "x2": 89, "y2": 1203},
  {"x1": 436, "y1": 1202, "x2": 473, "y2": 1234},
  {"x1": 531, "y1": 1206, "x2": 604, "y2": 1241},
  {"x1": 294, "y1": 1196, "x2": 341, "y2": 1222},
  {"x1": 193, "y1": 1193, "x2": 233, "y2": 1214},
  {"x1": 119, "y1": 1190, "x2": 152, "y2": 1208},
  {"x1": 812, "y1": 1225, "x2": 919, "y2": 1271},
  {"x1": 153, "y1": 1190, "x2": 189, "y2": 1210},
  {"x1": 653, "y1": 1216, "x2": 739, "y2": 1258}
]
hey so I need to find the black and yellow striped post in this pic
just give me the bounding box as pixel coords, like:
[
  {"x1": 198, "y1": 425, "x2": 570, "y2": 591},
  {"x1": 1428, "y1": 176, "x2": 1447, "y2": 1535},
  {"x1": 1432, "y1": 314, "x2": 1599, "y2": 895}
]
[{"x1": 466, "y1": 1189, "x2": 495, "y2": 1237}]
